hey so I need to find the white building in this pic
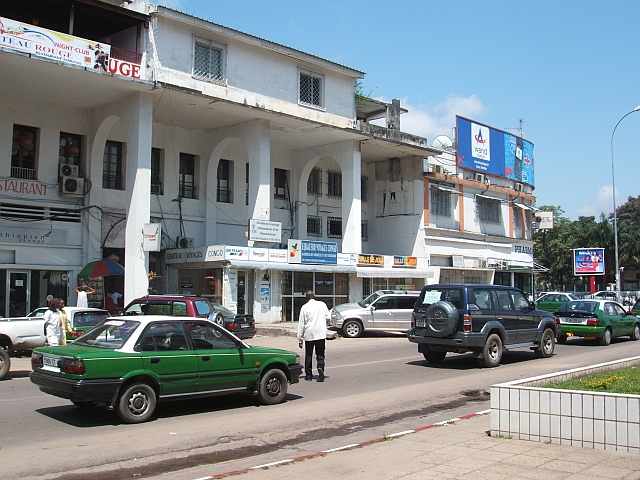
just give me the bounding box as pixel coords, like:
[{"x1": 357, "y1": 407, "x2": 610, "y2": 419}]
[{"x1": 0, "y1": 0, "x2": 536, "y2": 322}]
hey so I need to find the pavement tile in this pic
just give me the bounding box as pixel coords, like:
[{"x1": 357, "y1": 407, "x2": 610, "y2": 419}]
[
  {"x1": 545, "y1": 458, "x2": 593, "y2": 474},
  {"x1": 583, "y1": 465, "x2": 639, "y2": 479}
]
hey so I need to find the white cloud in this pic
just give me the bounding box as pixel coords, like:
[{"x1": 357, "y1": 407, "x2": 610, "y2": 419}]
[{"x1": 577, "y1": 185, "x2": 618, "y2": 217}]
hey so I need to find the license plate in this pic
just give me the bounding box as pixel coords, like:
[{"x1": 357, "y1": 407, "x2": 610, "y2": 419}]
[
  {"x1": 42, "y1": 356, "x2": 60, "y2": 372},
  {"x1": 240, "y1": 323, "x2": 250, "y2": 328},
  {"x1": 560, "y1": 317, "x2": 584, "y2": 324},
  {"x1": 415, "y1": 319, "x2": 426, "y2": 327}
]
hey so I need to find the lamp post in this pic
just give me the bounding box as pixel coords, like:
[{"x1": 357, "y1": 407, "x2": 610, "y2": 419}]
[{"x1": 611, "y1": 106, "x2": 640, "y2": 299}]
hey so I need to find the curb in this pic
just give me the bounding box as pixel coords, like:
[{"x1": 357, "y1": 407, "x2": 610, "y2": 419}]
[{"x1": 198, "y1": 409, "x2": 491, "y2": 479}]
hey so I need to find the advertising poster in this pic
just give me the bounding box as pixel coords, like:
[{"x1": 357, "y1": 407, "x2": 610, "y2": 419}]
[
  {"x1": 456, "y1": 116, "x2": 535, "y2": 186},
  {"x1": 260, "y1": 280, "x2": 270, "y2": 313},
  {"x1": 573, "y1": 248, "x2": 605, "y2": 275}
]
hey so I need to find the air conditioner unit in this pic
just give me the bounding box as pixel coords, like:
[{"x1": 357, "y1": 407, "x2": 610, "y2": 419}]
[
  {"x1": 59, "y1": 163, "x2": 79, "y2": 178},
  {"x1": 176, "y1": 236, "x2": 194, "y2": 248},
  {"x1": 59, "y1": 176, "x2": 85, "y2": 196},
  {"x1": 474, "y1": 173, "x2": 486, "y2": 183},
  {"x1": 429, "y1": 164, "x2": 444, "y2": 174},
  {"x1": 514, "y1": 183, "x2": 524, "y2": 192}
]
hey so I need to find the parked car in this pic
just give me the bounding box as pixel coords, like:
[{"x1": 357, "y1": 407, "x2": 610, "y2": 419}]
[
  {"x1": 0, "y1": 347, "x2": 9, "y2": 380},
  {"x1": 535, "y1": 292, "x2": 579, "y2": 312},
  {"x1": 631, "y1": 299, "x2": 640, "y2": 316},
  {"x1": 330, "y1": 290, "x2": 420, "y2": 338},
  {"x1": 30, "y1": 316, "x2": 302, "y2": 423},
  {"x1": 590, "y1": 291, "x2": 618, "y2": 301},
  {"x1": 408, "y1": 284, "x2": 557, "y2": 367},
  {"x1": 121, "y1": 295, "x2": 256, "y2": 339},
  {"x1": 554, "y1": 299, "x2": 640, "y2": 345}
]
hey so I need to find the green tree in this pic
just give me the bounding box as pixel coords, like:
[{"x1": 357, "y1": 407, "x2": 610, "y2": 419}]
[{"x1": 612, "y1": 196, "x2": 640, "y2": 269}]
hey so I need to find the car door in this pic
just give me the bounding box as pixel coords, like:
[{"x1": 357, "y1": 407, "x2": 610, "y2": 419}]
[
  {"x1": 490, "y1": 289, "x2": 519, "y2": 343},
  {"x1": 509, "y1": 289, "x2": 538, "y2": 341},
  {"x1": 612, "y1": 302, "x2": 633, "y2": 336},
  {"x1": 605, "y1": 302, "x2": 625, "y2": 337},
  {"x1": 393, "y1": 295, "x2": 418, "y2": 331},
  {"x1": 369, "y1": 296, "x2": 397, "y2": 329},
  {"x1": 138, "y1": 322, "x2": 199, "y2": 396},
  {"x1": 184, "y1": 320, "x2": 255, "y2": 392}
]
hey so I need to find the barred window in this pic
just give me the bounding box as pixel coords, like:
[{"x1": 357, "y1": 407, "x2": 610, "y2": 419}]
[
  {"x1": 59, "y1": 132, "x2": 81, "y2": 168},
  {"x1": 308, "y1": 168, "x2": 322, "y2": 196},
  {"x1": 274, "y1": 168, "x2": 289, "y2": 199},
  {"x1": 103, "y1": 140, "x2": 123, "y2": 190},
  {"x1": 12, "y1": 125, "x2": 38, "y2": 180},
  {"x1": 513, "y1": 205, "x2": 522, "y2": 229},
  {"x1": 299, "y1": 70, "x2": 324, "y2": 108},
  {"x1": 327, "y1": 170, "x2": 342, "y2": 198},
  {"x1": 180, "y1": 153, "x2": 198, "y2": 199},
  {"x1": 476, "y1": 196, "x2": 501, "y2": 224},
  {"x1": 151, "y1": 148, "x2": 163, "y2": 195},
  {"x1": 217, "y1": 159, "x2": 232, "y2": 203},
  {"x1": 327, "y1": 217, "x2": 342, "y2": 238},
  {"x1": 361, "y1": 220, "x2": 368, "y2": 241},
  {"x1": 307, "y1": 215, "x2": 322, "y2": 237},
  {"x1": 194, "y1": 40, "x2": 225, "y2": 83},
  {"x1": 361, "y1": 176, "x2": 368, "y2": 202},
  {"x1": 430, "y1": 188, "x2": 451, "y2": 216}
]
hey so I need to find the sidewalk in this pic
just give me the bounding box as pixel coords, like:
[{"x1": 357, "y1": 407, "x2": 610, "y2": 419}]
[{"x1": 255, "y1": 320, "x2": 338, "y2": 339}]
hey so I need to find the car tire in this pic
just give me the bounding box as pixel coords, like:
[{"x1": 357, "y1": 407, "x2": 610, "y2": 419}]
[
  {"x1": 478, "y1": 333, "x2": 503, "y2": 368},
  {"x1": 0, "y1": 348, "x2": 10, "y2": 380},
  {"x1": 258, "y1": 368, "x2": 288, "y2": 405},
  {"x1": 598, "y1": 327, "x2": 612, "y2": 346},
  {"x1": 631, "y1": 324, "x2": 640, "y2": 341},
  {"x1": 342, "y1": 320, "x2": 363, "y2": 338},
  {"x1": 422, "y1": 347, "x2": 446, "y2": 363},
  {"x1": 72, "y1": 400, "x2": 99, "y2": 408},
  {"x1": 425, "y1": 301, "x2": 459, "y2": 337},
  {"x1": 535, "y1": 328, "x2": 555, "y2": 358},
  {"x1": 557, "y1": 335, "x2": 567, "y2": 344},
  {"x1": 211, "y1": 313, "x2": 225, "y2": 327},
  {"x1": 116, "y1": 383, "x2": 157, "y2": 424}
]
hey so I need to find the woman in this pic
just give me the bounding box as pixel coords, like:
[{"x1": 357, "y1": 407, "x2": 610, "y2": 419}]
[
  {"x1": 57, "y1": 299, "x2": 73, "y2": 345},
  {"x1": 43, "y1": 298, "x2": 62, "y2": 346},
  {"x1": 75, "y1": 282, "x2": 95, "y2": 308}
]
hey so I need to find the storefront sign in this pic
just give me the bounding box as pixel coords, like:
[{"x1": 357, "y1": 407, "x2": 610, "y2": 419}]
[
  {"x1": 225, "y1": 245, "x2": 248, "y2": 260},
  {"x1": 0, "y1": 178, "x2": 47, "y2": 196},
  {"x1": 249, "y1": 219, "x2": 281, "y2": 242},
  {"x1": 358, "y1": 254, "x2": 384, "y2": 266},
  {"x1": 288, "y1": 239, "x2": 337, "y2": 265},
  {"x1": 269, "y1": 249, "x2": 287, "y2": 263},
  {"x1": 206, "y1": 245, "x2": 224, "y2": 260},
  {"x1": 143, "y1": 223, "x2": 161, "y2": 251},
  {"x1": 0, "y1": 226, "x2": 66, "y2": 245},
  {"x1": 393, "y1": 256, "x2": 417, "y2": 267},
  {"x1": 337, "y1": 253, "x2": 357, "y2": 265},
  {"x1": 452, "y1": 255, "x2": 465, "y2": 268},
  {"x1": 250, "y1": 247, "x2": 268, "y2": 262}
]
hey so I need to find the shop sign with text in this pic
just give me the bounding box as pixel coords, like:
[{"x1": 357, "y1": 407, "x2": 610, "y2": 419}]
[
  {"x1": 393, "y1": 256, "x2": 417, "y2": 267},
  {"x1": 358, "y1": 254, "x2": 384, "y2": 266}
]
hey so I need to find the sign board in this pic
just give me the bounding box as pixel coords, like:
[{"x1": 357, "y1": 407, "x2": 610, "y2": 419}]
[
  {"x1": 535, "y1": 211, "x2": 554, "y2": 230},
  {"x1": 358, "y1": 254, "x2": 384, "y2": 266},
  {"x1": 249, "y1": 219, "x2": 281, "y2": 242},
  {"x1": 287, "y1": 239, "x2": 337, "y2": 265},
  {"x1": 393, "y1": 256, "x2": 417, "y2": 267},
  {"x1": 143, "y1": 223, "x2": 161, "y2": 251},
  {"x1": 573, "y1": 248, "x2": 605, "y2": 275}
]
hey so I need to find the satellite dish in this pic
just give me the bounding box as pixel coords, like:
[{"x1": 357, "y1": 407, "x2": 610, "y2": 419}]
[{"x1": 432, "y1": 135, "x2": 453, "y2": 151}]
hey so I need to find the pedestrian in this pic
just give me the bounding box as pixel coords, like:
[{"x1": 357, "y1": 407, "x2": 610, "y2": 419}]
[
  {"x1": 57, "y1": 299, "x2": 73, "y2": 345},
  {"x1": 75, "y1": 282, "x2": 95, "y2": 308},
  {"x1": 297, "y1": 290, "x2": 329, "y2": 382},
  {"x1": 43, "y1": 297, "x2": 62, "y2": 346}
]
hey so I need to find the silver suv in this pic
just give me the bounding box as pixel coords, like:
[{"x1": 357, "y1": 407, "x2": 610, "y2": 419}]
[{"x1": 330, "y1": 290, "x2": 419, "y2": 338}]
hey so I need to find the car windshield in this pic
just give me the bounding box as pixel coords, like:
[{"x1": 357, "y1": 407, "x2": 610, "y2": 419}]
[
  {"x1": 358, "y1": 292, "x2": 384, "y2": 308},
  {"x1": 568, "y1": 293, "x2": 579, "y2": 300},
  {"x1": 557, "y1": 301, "x2": 597, "y2": 313},
  {"x1": 74, "y1": 319, "x2": 140, "y2": 349},
  {"x1": 212, "y1": 304, "x2": 235, "y2": 316}
]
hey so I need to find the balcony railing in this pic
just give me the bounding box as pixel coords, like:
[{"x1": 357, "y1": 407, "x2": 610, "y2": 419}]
[
  {"x1": 110, "y1": 47, "x2": 143, "y2": 65},
  {"x1": 11, "y1": 166, "x2": 36, "y2": 180}
]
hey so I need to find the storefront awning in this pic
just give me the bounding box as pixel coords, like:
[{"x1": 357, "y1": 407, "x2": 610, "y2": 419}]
[
  {"x1": 356, "y1": 267, "x2": 434, "y2": 278},
  {"x1": 431, "y1": 184, "x2": 460, "y2": 194},
  {"x1": 226, "y1": 259, "x2": 356, "y2": 273}
]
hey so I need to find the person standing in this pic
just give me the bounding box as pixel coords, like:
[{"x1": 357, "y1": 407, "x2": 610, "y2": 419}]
[
  {"x1": 43, "y1": 298, "x2": 62, "y2": 346},
  {"x1": 75, "y1": 282, "x2": 95, "y2": 308},
  {"x1": 57, "y1": 299, "x2": 73, "y2": 345},
  {"x1": 297, "y1": 290, "x2": 329, "y2": 382}
]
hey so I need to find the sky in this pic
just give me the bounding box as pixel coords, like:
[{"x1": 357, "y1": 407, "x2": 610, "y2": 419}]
[{"x1": 161, "y1": 0, "x2": 640, "y2": 220}]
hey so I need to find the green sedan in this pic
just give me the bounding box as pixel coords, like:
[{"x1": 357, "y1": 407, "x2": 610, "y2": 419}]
[
  {"x1": 536, "y1": 292, "x2": 579, "y2": 312},
  {"x1": 554, "y1": 300, "x2": 640, "y2": 346},
  {"x1": 30, "y1": 317, "x2": 303, "y2": 423}
]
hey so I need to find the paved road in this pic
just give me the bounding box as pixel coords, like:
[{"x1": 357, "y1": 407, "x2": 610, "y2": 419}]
[{"x1": 3, "y1": 333, "x2": 640, "y2": 479}]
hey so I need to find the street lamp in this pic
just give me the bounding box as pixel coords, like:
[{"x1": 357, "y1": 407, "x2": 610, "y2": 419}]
[{"x1": 611, "y1": 105, "x2": 640, "y2": 299}]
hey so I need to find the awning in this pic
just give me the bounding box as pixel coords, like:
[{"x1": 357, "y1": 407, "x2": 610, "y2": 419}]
[
  {"x1": 356, "y1": 267, "x2": 434, "y2": 278},
  {"x1": 514, "y1": 203, "x2": 535, "y2": 211},
  {"x1": 475, "y1": 193, "x2": 500, "y2": 201},
  {"x1": 431, "y1": 185, "x2": 460, "y2": 194},
  {"x1": 226, "y1": 259, "x2": 356, "y2": 273}
]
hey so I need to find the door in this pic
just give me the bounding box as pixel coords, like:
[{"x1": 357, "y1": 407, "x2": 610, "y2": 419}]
[
  {"x1": 488, "y1": 289, "x2": 518, "y2": 343},
  {"x1": 510, "y1": 289, "x2": 537, "y2": 341},
  {"x1": 8, "y1": 270, "x2": 29, "y2": 317},
  {"x1": 370, "y1": 296, "x2": 397, "y2": 329},
  {"x1": 606, "y1": 302, "x2": 625, "y2": 337},
  {"x1": 393, "y1": 296, "x2": 418, "y2": 330},
  {"x1": 237, "y1": 271, "x2": 246, "y2": 315}
]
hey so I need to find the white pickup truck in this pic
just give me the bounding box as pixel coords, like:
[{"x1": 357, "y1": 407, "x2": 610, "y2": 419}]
[{"x1": 0, "y1": 306, "x2": 110, "y2": 355}]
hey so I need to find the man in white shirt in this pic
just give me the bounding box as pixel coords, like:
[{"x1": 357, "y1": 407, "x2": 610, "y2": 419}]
[{"x1": 297, "y1": 290, "x2": 329, "y2": 382}]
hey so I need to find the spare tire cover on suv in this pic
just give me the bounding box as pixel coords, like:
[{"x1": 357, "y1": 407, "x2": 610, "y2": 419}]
[{"x1": 425, "y1": 301, "x2": 459, "y2": 337}]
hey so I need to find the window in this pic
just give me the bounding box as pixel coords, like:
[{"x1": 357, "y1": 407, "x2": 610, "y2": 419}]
[
  {"x1": 217, "y1": 159, "x2": 232, "y2": 203},
  {"x1": 299, "y1": 70, "x2": 324, "y2": 108},
  {"x1": 193, "y1": 39, "x2": 225, "y2": 83},
  {"x1": 307, "y1": 168, "x2": 322, "y2": 196},
  {"x1": 151, "y1": 148, "x2": 163, "y2": 195},
  {"x1": 361, "y1": 176, "x2": 368, "y2": 202},
  {"x1": 12, "y1": 125, "x2": 37, "y2": 179},
  {"x1": 245, "y1": 163, "x2": 249, "y2": 205},
  {"x1": 327, "y1": 217, "x2": 342, "y2": 238},
  {"x1": 327, "y1": 170, "x2": 342, "y2": 198},
  {"x1": 59, "y1": 132, "x2": 81, "y2": 167},
  {"x1": 103, "y1": 141, "x2": 124, "y2": 190},
  {"x1": 361, "y1": 220, "x2": 368, "y2": 241},
  {"x1": 476, "y1": 196, "x2": 501, "y2": 223},
  {"x1": 307, "y1": 215, "x2": 322, "y2": 237},
  {"x1": 492, "y1": 290, "x2": 514, "y2": 311},
  {"x1": 274, "y1": 168, "x2": 289, "y2": 199},
  {"x1": 430, "y1": 188, "x2": 451, "y2": 216},
  {"x1": 180, "y1": 153, "x2": 198, "y2": 199},
  {"x1": 513, "y1": 205, "x2": 522, "y2": 228}
]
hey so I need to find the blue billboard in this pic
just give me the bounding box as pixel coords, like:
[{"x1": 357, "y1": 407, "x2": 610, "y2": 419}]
[{"x1": 456, "y1": 116, "x2": 535, "y2": 186}]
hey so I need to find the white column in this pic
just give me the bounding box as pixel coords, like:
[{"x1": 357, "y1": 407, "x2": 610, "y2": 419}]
[
  {"x1": 246, "y1": 119, "x2": 271, "y2": 222},
  {"x1": 340, "y1": 141, "x2": 361, "y2": 254}
]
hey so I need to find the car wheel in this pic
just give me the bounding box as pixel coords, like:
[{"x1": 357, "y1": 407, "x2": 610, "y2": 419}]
[
  {"x1": 478, "y1": 333, "x2": 503, "y2": 368},
  {"x1": 116, "y1": 383, "x2": 156, "y2": 423},
  {"x1": 598, "y1": 327, "x2": 612, "y2": 346},
  {"x1": 425, "y1": 301, "x2": 459, "y2": 337},
  {"x1": 258, "y1": 368, "x2": 288, "y2": 405},
  {"x1": 422, "y1": 347, "x2": 447, "y2": 363},
  {"x1": 211, "y1": 313, "x2": 225, "y2": 327},
  {"x1": 631, "y1": 324, "x2": 640, "y2": 341},
  {"x1": 557, "y1": 335, "x2": 567, "y2": 344},
  {"x1": 72, "y1": 400, "x2": 99, "y2": 408},
  {"x1": 535, "y1": 328, "x2": 555, "y2": 358},
  {"x1": 342, "y1": 320, "x2": 363, "y2": 338},
  {"x1": 0, "y1": 348, "x2": 10, "y2": 380}
]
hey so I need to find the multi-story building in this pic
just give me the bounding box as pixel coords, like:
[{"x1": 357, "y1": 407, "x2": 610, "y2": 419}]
[{"x1": 0, "y1": 0, "x2": 535, "y2": 322}]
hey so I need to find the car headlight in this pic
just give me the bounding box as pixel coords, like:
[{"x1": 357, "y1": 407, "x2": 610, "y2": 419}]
[{"x1": 295, "y1": 354, "x2": 301, "y2": 364}]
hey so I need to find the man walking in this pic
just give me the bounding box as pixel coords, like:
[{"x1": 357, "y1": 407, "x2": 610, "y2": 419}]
[{"x1": 297, "y1": 290, "x2": 329, "y2": 382}]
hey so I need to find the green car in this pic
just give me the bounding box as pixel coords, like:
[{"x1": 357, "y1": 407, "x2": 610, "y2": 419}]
[
  {"x1": 30, "y1": 317, "x2": 303, "y2": 423},
  {"x1": 536, "y1": 292, "x2": 579, "y2": 313},
  {"x1": 554, "y1": 300, "x2": 640, "y2": 346}
]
